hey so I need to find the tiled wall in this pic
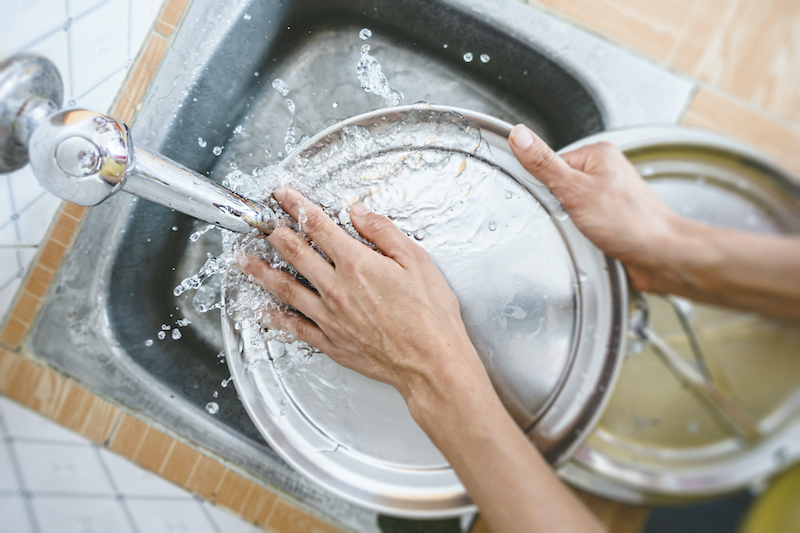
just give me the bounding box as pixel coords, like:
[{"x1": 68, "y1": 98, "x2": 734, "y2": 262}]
[{"x1": 0, "y1": 0, "x2": 164, "y2": 322}]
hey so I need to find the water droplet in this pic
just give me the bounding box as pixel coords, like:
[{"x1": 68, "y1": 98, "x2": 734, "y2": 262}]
[
  {"x1": 488, "y1": 222, "x2": 497, "y2": 231},
  {"x1": 206, "y1": 402, "x2": 219, "y2": 414},
  {"x1": 505, "y1": 191, "x2": 513, "y2": 199},
  {"x1": 213, "y1": 391, "x2": 218, "y2": 398},
  {"x1": 243, "y1": 13, "x2": 251, "y2": 20},
  {"x1": 212, "y1": 146, "x2": 223, "y2": 156},
  {"x1": 197, "y1": 137, "x2": 207, "y2": 147},
  {"x1": 359, "y1": 28, "x2": 372, "y2": 40},
  {"x1": 271, "y1": 78, "x2": 289, "y2": 96},
  {"x1": 480, "y1": 53, "x2": 490, "y2": 63},
  {"x1": 171, "y1": 329, "x2": 182, "y2": 340},
  {"x1": 413, "y1": 230, "x2": 425, "y2": 240},
  {"x1": 280, "y1": 410, "x2": 285, "y2": 416},
  {"x1": 361, "y1": 43, "x2": 370, "y2": 54},
  {"x1": 161, "y1": 324, "x2": 171, "y2": 330},
  {"x1": 463, "y1": 52, "x2": 473, "y2": 62},
  {"x1": 157, "y1": 331, "x2": 166, "y2": 340},
  {"x1": 332, "y1": 101, "x2": 339, "y2": 108},
  {"x1": 253, "y1": 71, "x2": 259, "y2": 77},
  {"x1": 145, "y1": 339, "x2": 153, "y2": 347},
  {"x1": 442, "y1": 43, "x2": 448, "y2": 49}
]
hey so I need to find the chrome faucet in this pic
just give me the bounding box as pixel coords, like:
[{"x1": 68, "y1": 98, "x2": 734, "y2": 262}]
[{"x1": 0, "y1": 54, "x2": 276, "y2": 236}]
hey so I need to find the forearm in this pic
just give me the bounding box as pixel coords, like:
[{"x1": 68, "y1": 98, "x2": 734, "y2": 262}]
[
  {"x1": 630, "y1": 216, "x2": 800, "y2": 322},
  {"x1": 408, "y1": 353, "x2": 604, "y2": 533}
]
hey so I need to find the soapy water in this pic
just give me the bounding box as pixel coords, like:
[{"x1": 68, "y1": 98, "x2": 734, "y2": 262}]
[{"x1": 356, "y1": 30, "x2": 404, "y2": 107}]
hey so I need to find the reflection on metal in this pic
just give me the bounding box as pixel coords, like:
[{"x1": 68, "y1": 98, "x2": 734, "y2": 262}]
[{"x1": 558, "y1": 126, "x2": 800, "y2": 504}]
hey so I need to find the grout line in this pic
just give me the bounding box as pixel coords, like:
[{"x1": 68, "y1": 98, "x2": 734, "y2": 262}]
[
  {"x1": 30, "y1": 492, "x2": 117, "y2": 499},
  {"x1": 197, "y1": 498, "x2": 222, "y2": 533},
  {"x1": 95, "y1": 445, "x2": 142, "y2": 533},
  {"x1": 0, "y1": 415, "x2": 40, "y2": 533},
  {"x1": 5, "y1": 175, "x2": 21, "y2": 244},
  {"x1": 10, "y1": 437, "x2": 91, "y2": 447},
  {"x1": 103, "y1": 409, "x2": 126, "y2": 447},
  {"x1": 74, "y1": 0, "x2": 113, "y2": 22}
]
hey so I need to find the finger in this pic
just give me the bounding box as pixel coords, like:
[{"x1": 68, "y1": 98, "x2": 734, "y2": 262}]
[
  {"x1": 266, "y1": 227, "x2": 334, "y2": 288},
  {"x1": 273, "y1": 188, "x2": 354, "y2": 264},
  {"x1": 237, "y1": 253, "x2": 328, "y2": 320},
  {"x1": 259, "y1": 308, "x2": 338, "y2": 356},
  {"x1": 509, "y1": 124, "x2": 583, "y2": 192},
  {"x1": 349, "y1": 203, "x2": 422, "y2": 267}
]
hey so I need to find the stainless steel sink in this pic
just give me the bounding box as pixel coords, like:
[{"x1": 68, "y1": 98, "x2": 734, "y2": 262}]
[{"x1": 30, "y1": 0, "x2": 694, "y2": 529}]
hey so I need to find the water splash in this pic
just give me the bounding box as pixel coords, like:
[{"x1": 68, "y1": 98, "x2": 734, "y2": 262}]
[{"x1": 357, "y1": 43, "x2": 404, "y2": 107}]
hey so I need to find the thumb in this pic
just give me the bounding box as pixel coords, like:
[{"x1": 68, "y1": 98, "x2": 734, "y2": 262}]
[
  {"x1": 349, "y1": 203, "x2": 415, "y2": 263},
  {"x1": 509, "y1": 124, "x2": 578, "y2": 191}
]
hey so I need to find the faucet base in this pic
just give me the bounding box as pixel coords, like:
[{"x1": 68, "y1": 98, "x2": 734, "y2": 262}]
[{"x1": 0, "y1": 55, "x2": 63, "y2": 173}]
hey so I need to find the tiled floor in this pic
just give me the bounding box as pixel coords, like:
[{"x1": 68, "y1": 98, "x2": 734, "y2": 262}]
[
  {"x1": 0, "y1": 0, "x2": 165, "y2": 323},
  {"x1": 0, "y1": 395, "x2": 261, "y2": 533}
]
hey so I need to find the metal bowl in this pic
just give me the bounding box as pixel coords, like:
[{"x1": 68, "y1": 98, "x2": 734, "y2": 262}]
[
  {"x1": 557, "y1": 126, "x2": 800, "y2": 504},
  {"x1": 222, "y1": 104, "x2": 628, "y2": 517}
]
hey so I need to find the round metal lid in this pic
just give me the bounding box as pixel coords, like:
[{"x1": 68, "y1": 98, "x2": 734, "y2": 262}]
[
  {"x1": 557, "y1": 126, "x2": 800, "y2": 504},
  {"x1": 223, "y1": 105, "x2": 627, "y2": 517}
]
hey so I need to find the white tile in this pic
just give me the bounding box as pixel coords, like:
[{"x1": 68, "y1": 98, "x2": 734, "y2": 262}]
[
  {"x1": 75, "y1": 66, "x2": 128, "y2": 114},
  {"x1": 0, "y1": 495, "x2": 34, "y2": 533},
  {"x1": 0, "y1": 0, "x2": 66, "y2": 56},
  {"x1": 0, "y1": 441, "x2": 20, "y2": 492},
  {"x1": 70, "y1": 0, "x2": 130, "y2": 98},
  {"x1": 99, "y1": 448, "x2": 192, "y2": 499},
  {"x1": 130, "y1": 0, "x2": 163, "y2": 59},
  {"x1": 32, "y1": 496, "x2": 133, "y2": 533},
  {"x1": 126, "y1": 498, "x2": 217, "y2": 533},
  {"x1": 70, "y1": 0, "x2": 111, "y2": 18},
  {"x1": 15, "y1": 442, "x2": 115, "y2": 495},
  {"x1": 17, "y1": 28, "x2": 73, "y2": 105},
  {"x1": 0, "y1": 248, "x2": 38, "y2": 323},
  {"x1": 204, "y1": 501, "x2": 262, "y2": 533},
  {"x1": 0, "y1": 397, "x2": 88, "y2": 445},
  {"x1": 0, "y1": 166, "x2": 64, "y2": 247}
]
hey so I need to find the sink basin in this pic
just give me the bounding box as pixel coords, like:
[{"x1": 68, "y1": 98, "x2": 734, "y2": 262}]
[{"x1": 30, "y1": 0, "x2": 694, "y2": 528}]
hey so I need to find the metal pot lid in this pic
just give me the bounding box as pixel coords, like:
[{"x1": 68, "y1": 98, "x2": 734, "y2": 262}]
[
  {"x1": 557, "y1": 126, "x2": 800, "y2": 504},
  {"x1": 222, "y1": 104, "x2": 627, "y2": 517}
]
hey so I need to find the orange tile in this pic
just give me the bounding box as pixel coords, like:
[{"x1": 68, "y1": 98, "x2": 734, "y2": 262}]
[
  {"x1": 9, "y1": 290, "x2": 40, "y2": 325},
  {"x1": 38, "y1": 239, "x2": 68, "y2": 273},
  {"x1": 109, "y1": 414, "x2": 150, "y2": 459},
  {"x1": 78, "y1": 397, "x2": 122, "y2": 444},
  {"x1": 0, "y1": 349, "x2": 23, "y2": 393},
  {"x1": 52, "y1": 384, "x2": 95, "y2": 433},
  {"x1": 113, "y1": 33, "x2": 170, "y2": 123},
  {"x1": 3, "y1": 356, "x2": 46, "y2": 405},
  {"x1": 531, "y1": 0, "x2": 694, "y2": 62},
  {"x1": 62, "y1": 202, "x2": 86, "y2": 219},
  {"x1": 186, "y1": 455, "x2": 228, "y2": 500},
  {"x1": 132, "y1": 427, "x2": 175, "y2": 473},
  {"x1": 160, "y1": 440, "x2": 202, "y2": 486},
  {"x1": 682, "y1": 88, "x2": 800, "y2": 176},
  {"x1": 0, "y1": 317, "x2": 28, "y2": 349},
  {"x1": 49, "y1": 211, "x2": 80, "y2": 246},
  {"x1": 25, "y1": 265, "x2": 54, "y2": 299},
  {"x1": 240, "y1": 485, "x2": 278, "y2": 526},
  {"x1": 156, "y1": 0, "x2": 190, "y2": 36},
  {"x1": 266, "y1": 499, "x2": 341, "y2": 533},
  {"x1": 214, "y1": 471, "x2": 256, "y2": 515},
  {"x1": 26, "y1": 367, "x2": 70, "y2": 419}
]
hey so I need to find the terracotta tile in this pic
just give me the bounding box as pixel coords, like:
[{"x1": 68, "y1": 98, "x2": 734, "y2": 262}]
[
  {"x1": 266, "y1": 499, "x2": 341, "y2": 533},
  {"x1": 155, "y1": 0, "x2": 190, "y2": 37},
  {"x1": 240, "y1": 484, "x2": 278, "y2": 526},
  {"x1": 109, "y1": 414, "x2": 150, "y2": 459},
  {"x1": 0, "y1": 349, "x2": 23, "y2": 393},
  {"x1": 531, "y1": 0, "x2": 694, "y2": 62},
  {"x1": 3, "y1": 357, "x2": 46, "y2": 405},
  {"x1": 215, "y1": 472, "x2": 257, "y2": 515},
  {"x1": 38, "y1": 239, "x2": 68, "y2": 273},
  {"x1": 113, "y1": 33, "x2": 170, "y2": 123},
  {"x1": 25, "y1": 265, "x2": 54, "y2": 299},
  {"x1": 682, "y1": 88, "x2": 800, "y2": 176},
  {"x1": 49, "y1": 212, "x2": 80, "y2": 247},
  {"x1": 132, "y1": 427, "x2": 174, "y2": 473},
  {"x1": 62, "y1": 202, "x2": 86, "y2": 219},
  {"x1": 159, "y1": 440, "x2": 201, "y2": 487},
  {"x1": 0, "y1": 317, "x2": 28, "y2": 349},
  {"x1": 52, "y1": 384, "x2": 95, "y2": 433},
  {"x1": 669, "y1": 0, "x2": 800, "y2": 123},
  {"x1": 185, "y1": 455, "x2": 227, "y2": 500},
  {"x1": 78, "y1": 397, "x2": 121, "y2": 444},
  {"x1": 26, "y1": 367, "x2": 70, "y2": 419},
  {"x1": 9, "y1": 290, "x2": 40, "y2": 325}
]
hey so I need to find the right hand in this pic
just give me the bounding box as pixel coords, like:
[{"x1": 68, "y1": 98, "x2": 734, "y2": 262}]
[{"x1": 508, "y1": 124, "x2": 684, "y2": 293}]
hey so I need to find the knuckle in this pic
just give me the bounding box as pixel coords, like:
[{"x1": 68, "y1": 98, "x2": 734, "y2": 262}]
[
  {"x1": 592, "y1": 141, "x2": 621, "y2": 157},
  {"x1": 364, "y1": 212, "x2": 392, "y2": 234},
  {"x1": 278, "y1": 234, "x2": 305, "y2": 262},
  {"x1": 302, "y1": 210, "x2": 329, "y2": 235},
  {"x1": 273, "y1": 275, "x2": 298, "y2": 303}
]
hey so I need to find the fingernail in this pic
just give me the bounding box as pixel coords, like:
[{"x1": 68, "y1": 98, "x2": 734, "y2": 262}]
[
  {"x1": 350, "y1": 203, "x2": 369, "y2": 218},
  {"x1": 510, "y1": 124, "x2": 534, "y2": 151},
  {"x1": 273, "y1": 187, "x2": 287, "y2": 202}
]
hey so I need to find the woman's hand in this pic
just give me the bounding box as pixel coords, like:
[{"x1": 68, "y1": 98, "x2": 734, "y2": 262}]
[{"x1": 237, "y1": 188, "x2": 490, "y2": 417}]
